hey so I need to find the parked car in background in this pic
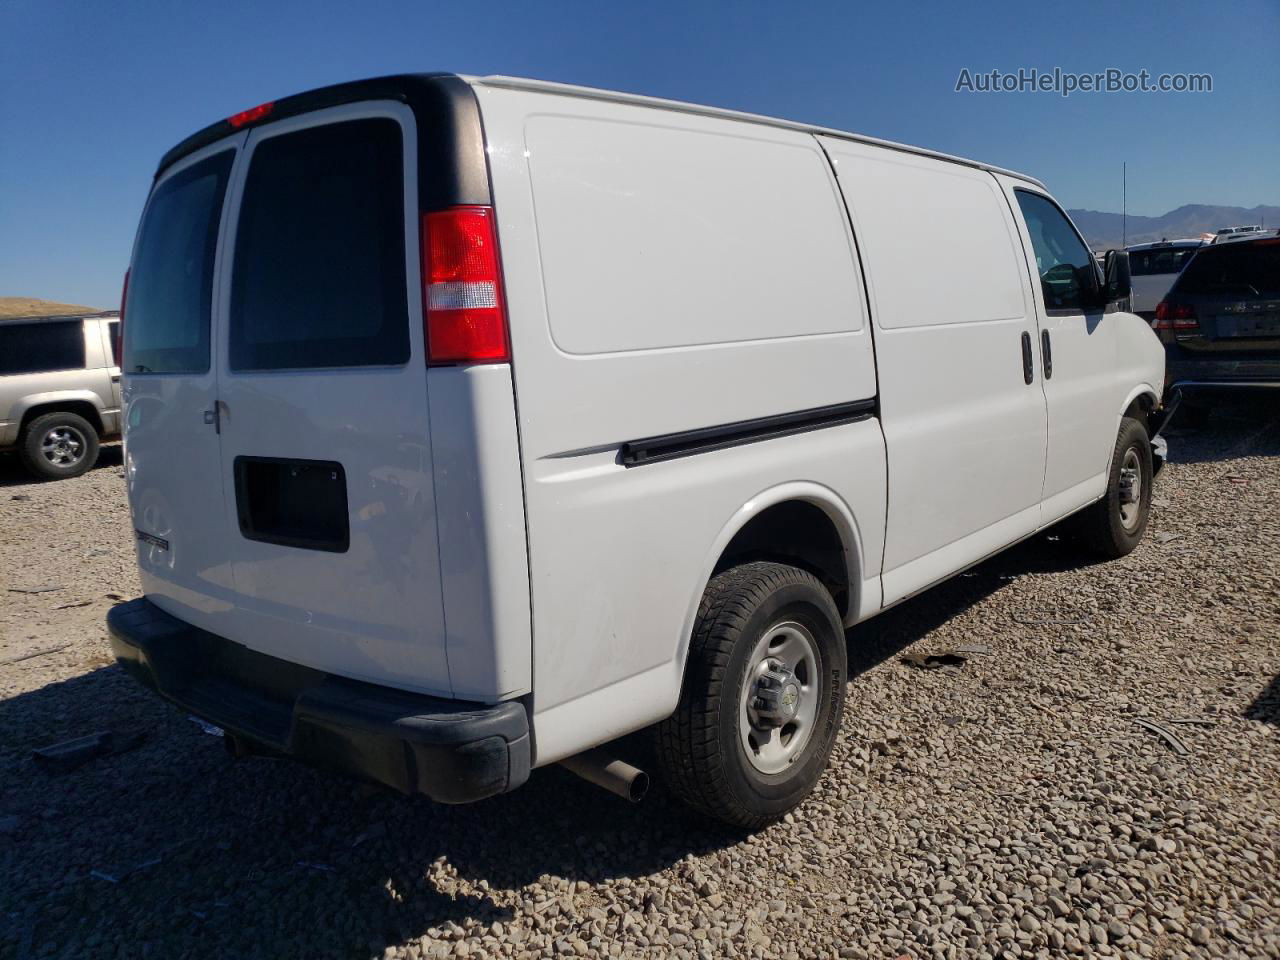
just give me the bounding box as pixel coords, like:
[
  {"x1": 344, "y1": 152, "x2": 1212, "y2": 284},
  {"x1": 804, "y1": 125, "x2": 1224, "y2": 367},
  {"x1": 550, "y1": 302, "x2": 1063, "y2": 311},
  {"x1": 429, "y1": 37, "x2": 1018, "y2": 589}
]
[
  {"x1": 1212, "y1": 225, "x2": 1267, "y2": 243},
  {"x1": 1127, "y1": 239, "x2": 1207, "y2": 320},
  {"x1": 1155, "y1": 234, "x2": 1280, "y2": 401},
  {"x1": 1215, "y1": 227, "x2": 1279, "y2": 246},
  {"x1": 107, "y1": 73, "x2": 1167, "y2": 828},
  {"x1": 0, "y1": 312, "x2": 121, "y2": 479}
]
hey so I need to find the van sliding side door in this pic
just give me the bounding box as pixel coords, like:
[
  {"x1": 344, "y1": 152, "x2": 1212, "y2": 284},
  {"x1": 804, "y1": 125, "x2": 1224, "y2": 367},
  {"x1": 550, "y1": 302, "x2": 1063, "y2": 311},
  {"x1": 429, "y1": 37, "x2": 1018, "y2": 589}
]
[{"x1": 818, "y1": 138, "x2": 1048, "y2": 605}]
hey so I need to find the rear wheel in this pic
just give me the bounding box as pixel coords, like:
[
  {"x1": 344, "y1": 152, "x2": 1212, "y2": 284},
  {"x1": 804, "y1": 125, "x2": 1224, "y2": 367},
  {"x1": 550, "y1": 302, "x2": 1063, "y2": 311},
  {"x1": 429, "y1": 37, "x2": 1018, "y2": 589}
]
[
  {"x1": 656, "y1": 562, "x2": 846, "y2": 829},
  {"x1": 1077, "y1": 416, "x2": 1152, "y2": 558},
  {"x1": 18, "y1": 412, "x2": 100, "y2": 481}
]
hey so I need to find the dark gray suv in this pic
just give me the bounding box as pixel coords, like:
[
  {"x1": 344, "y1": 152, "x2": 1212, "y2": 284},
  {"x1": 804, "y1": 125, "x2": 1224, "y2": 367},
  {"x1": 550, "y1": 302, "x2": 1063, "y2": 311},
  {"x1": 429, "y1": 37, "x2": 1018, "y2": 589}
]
[{"x1": 1155, "y1": 236, "x2": 1280, "y2": 398}]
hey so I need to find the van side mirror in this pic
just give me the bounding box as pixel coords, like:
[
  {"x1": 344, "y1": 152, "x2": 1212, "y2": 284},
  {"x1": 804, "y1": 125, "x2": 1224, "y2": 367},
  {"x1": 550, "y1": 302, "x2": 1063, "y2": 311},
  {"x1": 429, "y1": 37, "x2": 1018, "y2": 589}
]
[{"x1": 1102, "y1": 249, "x2": 1131, "y2": 307}]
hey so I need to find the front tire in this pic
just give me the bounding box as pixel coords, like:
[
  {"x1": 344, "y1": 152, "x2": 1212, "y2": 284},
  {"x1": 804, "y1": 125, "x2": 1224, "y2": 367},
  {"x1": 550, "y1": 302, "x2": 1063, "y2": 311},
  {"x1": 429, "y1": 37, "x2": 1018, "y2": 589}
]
[
  {"x1": 18, "y1": 411, "x2": 100, "y2": 481},
  {"x1": 1078, "y1": 415, "x2": 1152, "y2": 558},
  {"x1": 656, "y1": 562, "x2": 846, "y2": 830}
]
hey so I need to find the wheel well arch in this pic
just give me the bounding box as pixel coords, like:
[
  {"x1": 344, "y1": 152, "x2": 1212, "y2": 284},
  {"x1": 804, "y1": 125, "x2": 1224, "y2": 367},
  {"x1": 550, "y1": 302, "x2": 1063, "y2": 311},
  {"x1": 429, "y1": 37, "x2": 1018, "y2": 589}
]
[
  {"x1": 1120, "y1": 386, "x2": 1159, "y2": 429},
  {"x1": 712, "y1": 500, "x2": 851, "y2": 617},
  {"x1": 20, "y1": 400, "x2": 104, "y2": 436},
  {"x1": 675, "y1": 483, "x2": 865, "y2": 681}
]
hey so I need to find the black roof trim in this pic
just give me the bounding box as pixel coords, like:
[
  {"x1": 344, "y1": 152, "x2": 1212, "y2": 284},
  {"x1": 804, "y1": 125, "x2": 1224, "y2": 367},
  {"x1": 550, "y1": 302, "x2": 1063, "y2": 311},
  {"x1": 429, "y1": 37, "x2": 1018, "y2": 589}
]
[
  {"x1": 155, "y1": 73, "x2": 489, "y2": 210},
  {"x1": 0, "y1": 311, "x2": 119, "y2": 326}
]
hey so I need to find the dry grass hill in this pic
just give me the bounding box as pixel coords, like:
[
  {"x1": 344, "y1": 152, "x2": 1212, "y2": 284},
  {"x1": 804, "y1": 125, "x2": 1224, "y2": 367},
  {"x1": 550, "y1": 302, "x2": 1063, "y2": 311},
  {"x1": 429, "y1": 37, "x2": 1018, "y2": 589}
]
[{"x1": 0, "y1": 296, "x2": 104, "y2": 319}]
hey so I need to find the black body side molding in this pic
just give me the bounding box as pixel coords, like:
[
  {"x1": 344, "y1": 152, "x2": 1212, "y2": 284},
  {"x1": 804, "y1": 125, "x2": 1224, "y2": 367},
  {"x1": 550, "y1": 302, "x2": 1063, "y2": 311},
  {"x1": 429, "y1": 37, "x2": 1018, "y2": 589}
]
[{"x1": 620, "y1": 399, "x2": 877, "y2": 467}]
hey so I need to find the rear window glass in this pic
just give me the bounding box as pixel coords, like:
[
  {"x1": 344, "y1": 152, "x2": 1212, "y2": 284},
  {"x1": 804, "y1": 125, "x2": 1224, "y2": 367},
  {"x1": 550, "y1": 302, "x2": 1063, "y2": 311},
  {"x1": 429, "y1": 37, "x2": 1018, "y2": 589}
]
[
  {"x1": 1176, "y1": 242, "x2": 1280, "y2": 298},
  {"x1": 229, "y1": 118, "x2": 409, "y2": 371},
  {"x1": 0, "y1": 321, "x2": 86, "y2": 375},
  {"x1": 107, "y1": 321, "x2": 121, "y2": 366},
  {"x1": 125, "y1": 151, "x2": 233, "y2": 374},
  {"x1": 1129, "y1": 247, "x2": 1198, "y2": 277}
]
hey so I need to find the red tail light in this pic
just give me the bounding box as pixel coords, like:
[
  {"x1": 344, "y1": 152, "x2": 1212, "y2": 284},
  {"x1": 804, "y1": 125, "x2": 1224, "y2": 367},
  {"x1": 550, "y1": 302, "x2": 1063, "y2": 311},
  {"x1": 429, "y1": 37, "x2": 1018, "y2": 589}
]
[
  {"x1": 117, "y1": 269, "x2": 129, "y2": 364},
  {"x1": 421, "y1": 206, "x2": 509, "y2": 364},
  {"x1": 1152, "y1": 300, "x2": 1199, "y2": 331}
]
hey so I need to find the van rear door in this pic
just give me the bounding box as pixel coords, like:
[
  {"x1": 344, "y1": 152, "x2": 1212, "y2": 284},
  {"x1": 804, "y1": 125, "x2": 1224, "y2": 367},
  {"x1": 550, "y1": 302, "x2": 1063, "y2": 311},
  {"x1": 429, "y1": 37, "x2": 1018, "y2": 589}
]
[
  {"x1": 209, "y1": 102, "x2": 453, "y2": 696},
  {"x1": 124, "y1": 137, "x2": 243, "y2": 620}
]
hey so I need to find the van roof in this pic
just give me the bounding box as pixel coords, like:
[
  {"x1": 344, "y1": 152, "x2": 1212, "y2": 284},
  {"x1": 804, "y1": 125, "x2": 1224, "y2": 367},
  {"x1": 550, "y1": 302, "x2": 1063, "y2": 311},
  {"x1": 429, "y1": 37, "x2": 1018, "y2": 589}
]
[
  {"x1": 472, "y1": 75, "x2": 1046, "y2": 189},
  {"x1": 156, "y1": 73, "x2": 1046, "y2": 191}
]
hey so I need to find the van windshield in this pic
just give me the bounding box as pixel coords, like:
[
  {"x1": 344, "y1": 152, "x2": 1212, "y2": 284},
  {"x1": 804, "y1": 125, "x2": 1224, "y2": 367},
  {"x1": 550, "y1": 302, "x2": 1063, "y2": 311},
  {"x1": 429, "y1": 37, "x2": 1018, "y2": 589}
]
[{"x1": 125, "y1": 151, "x2": 234, "y2": 374}]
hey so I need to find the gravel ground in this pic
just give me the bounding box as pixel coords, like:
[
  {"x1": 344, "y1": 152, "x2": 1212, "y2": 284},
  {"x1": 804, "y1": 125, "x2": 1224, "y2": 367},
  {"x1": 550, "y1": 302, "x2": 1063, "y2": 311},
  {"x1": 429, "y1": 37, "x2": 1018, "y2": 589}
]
[{"x1": 2, "y1": 398, "x2": 1278, "y2": 960}]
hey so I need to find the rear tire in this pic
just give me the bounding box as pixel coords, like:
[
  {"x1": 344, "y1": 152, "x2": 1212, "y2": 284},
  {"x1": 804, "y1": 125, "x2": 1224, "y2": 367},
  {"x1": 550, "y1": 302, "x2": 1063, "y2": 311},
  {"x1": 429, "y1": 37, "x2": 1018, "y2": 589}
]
[
  {"x1": 18, "y1": 411, "x2": 100, "y2": 481},
  {"x1": 1077, "y1": 416, "x2": 1152, "y2": 558},
  {"x1": 656, "y1": 562, "x2": 846, "y2": 830}
]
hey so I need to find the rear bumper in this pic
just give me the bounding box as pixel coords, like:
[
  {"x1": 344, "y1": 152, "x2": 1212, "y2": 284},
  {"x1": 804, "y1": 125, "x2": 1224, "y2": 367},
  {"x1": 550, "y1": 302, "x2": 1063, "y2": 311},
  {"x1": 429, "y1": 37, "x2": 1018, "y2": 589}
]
[
  {"x1": 107, "y1": 598, "x2": 531, "y2": 803},
  {"x1": 1165, "y1": 349, "x2": 1280, "y2": 390}
]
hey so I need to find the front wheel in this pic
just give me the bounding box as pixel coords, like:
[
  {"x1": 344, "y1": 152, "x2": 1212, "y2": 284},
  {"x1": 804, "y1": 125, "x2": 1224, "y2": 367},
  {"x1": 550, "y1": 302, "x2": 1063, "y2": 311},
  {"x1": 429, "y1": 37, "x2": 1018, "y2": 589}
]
[
  {"x1": 656, "y1": 562, "x2": 846, "y2": 830},
  {"x1": 1077, "y1": 415, "x2": 1153, "y2": 558}
]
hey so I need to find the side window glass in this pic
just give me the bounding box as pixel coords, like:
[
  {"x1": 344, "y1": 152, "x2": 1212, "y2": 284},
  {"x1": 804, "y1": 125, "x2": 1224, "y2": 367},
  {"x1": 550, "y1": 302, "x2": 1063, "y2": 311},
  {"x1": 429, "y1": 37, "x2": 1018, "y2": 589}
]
[
  {"x1": 1015, "y1": 191, "x2": 1096, "y2": 312},
  {"x1": 0, "y1": 320, "x2": 86, "y2": 375},
  {"x1": 107, "y1": 321, "x2": 121, "y2": 366}
]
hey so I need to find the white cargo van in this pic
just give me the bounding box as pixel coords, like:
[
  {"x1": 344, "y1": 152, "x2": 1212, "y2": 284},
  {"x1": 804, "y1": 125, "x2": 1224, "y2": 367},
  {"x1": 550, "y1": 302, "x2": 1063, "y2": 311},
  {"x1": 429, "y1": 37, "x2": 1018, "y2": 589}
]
[{"x1": 108, "y1": 74, "x2": 1170, "y2": 827}]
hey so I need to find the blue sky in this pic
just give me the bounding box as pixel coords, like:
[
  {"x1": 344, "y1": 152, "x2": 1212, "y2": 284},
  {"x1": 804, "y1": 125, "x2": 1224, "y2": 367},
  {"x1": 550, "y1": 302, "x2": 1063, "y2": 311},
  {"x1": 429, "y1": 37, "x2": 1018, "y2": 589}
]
[{"x1": 2, "y1": 0, "x2": 1276, "y2": 307}]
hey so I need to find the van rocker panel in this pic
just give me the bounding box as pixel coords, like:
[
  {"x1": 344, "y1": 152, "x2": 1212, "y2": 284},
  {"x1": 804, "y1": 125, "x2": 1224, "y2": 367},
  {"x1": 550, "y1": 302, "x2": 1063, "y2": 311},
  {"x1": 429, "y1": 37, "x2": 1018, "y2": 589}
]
[{"x1": 107, "y1": 598, "x2": 530, "y2": 803}]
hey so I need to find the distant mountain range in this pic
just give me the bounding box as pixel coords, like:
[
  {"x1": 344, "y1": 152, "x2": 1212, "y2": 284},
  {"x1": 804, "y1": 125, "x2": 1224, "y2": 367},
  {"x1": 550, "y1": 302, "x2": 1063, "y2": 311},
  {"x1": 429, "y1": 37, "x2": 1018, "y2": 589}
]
[{"x1": 1067, "y1": 204, "x2": 1280, "y2": 251}]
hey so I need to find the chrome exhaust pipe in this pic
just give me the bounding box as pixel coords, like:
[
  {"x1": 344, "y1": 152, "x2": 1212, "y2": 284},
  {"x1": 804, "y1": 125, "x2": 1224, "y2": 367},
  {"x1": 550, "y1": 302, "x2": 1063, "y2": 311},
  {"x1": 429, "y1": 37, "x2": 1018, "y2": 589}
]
[{"x1": 559, "y1": 748, "x2": 649, "y2": 802}]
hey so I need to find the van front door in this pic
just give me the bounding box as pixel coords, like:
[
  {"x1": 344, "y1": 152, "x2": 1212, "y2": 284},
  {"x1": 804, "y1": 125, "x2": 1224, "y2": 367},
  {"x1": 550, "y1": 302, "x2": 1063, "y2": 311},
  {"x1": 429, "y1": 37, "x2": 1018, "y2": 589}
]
[
  {"x1": 123, "y1": 137, "x2": 244, "y2": 629},
  {"x1": 211, "y1": 103, "x2": 453, "y2": 695},
  {"x1": 1004, "y1": 183, "x2": 1122, "y2": 521}
]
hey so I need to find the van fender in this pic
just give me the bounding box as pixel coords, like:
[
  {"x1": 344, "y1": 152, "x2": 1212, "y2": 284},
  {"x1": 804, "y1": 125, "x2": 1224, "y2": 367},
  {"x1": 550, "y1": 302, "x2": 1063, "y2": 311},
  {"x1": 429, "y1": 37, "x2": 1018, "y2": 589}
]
[
  {"x1": 1118, "y1": 383, "x2": 1160, "y2": 422},
  {"x1": 1109, "y1": 382, "x2": 1161, "y2": 473},
  {"x1": 1116, "y1": 383, "x2": 1160, "y2": 437},
  {"x1": 673, "y1": 481, "x2": 867, "y2": 683}
]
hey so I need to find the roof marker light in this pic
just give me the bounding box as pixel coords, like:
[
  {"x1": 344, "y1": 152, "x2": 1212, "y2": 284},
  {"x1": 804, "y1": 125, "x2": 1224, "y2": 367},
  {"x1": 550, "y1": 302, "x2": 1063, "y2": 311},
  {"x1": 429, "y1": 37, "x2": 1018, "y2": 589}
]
[{"x1": 227, "y1": 101, "x2": 275, "y2": 129}]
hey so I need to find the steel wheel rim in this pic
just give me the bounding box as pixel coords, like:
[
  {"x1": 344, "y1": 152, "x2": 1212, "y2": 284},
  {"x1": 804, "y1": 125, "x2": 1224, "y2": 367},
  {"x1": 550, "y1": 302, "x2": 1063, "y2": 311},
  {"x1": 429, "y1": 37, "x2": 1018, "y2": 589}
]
[
  {"x1": 1118, "y1": 447, "x2": 1143, "y2": 531},
  {"x1": 739, "y1": 620, "x2": 820, "y2": 775},
  {"x1": 40, "y1": 426, "x2": 87, "y2": 467}
]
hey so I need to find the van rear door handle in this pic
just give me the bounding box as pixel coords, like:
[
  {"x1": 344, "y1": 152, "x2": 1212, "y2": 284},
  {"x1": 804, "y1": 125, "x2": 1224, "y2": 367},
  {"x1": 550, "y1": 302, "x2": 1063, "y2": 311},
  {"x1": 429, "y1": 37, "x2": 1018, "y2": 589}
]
[
  {"x1": 1041, "y1": 330, "x2": 1053, "y2": 379},
  {"x1": 1021, "y1": 331, "x2": 1034, "y2": 384}
]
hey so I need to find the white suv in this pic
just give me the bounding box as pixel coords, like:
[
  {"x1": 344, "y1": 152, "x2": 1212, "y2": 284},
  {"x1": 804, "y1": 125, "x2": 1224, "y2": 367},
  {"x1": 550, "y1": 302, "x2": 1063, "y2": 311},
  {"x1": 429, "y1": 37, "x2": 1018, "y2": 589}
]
[
  {"x1": 0, "y1": 312, "x2": 122, "y2": 479},
  {"x1": 1126, "y1": 239, "x2": 1206, "y2": 320},
  {"x1": 108, "y1": 74, "x2": 1169, "y2": 827}
]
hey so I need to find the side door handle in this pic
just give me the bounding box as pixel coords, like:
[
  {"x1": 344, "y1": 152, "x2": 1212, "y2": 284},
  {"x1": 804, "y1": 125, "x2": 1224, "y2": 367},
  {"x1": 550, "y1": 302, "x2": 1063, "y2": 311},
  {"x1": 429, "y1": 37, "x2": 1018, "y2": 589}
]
[
  {"x1": 202, "y1": 402, "x2": 222, "y2": 434},
  {"x1": 1021, "y1": 331, "x2": 1034, "y2": 384},
  {"x1": 1041, "y1": 330, "x2": 1053, "y2": 379}
]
